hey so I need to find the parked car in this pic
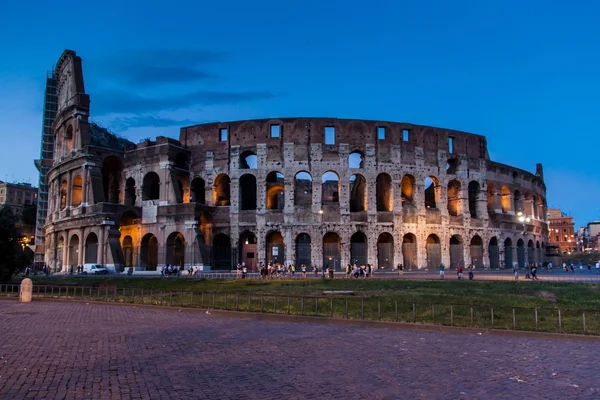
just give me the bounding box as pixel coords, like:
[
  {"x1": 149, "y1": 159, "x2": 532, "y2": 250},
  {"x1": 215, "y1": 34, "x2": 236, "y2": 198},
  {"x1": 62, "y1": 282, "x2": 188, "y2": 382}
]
[{"x1": 82, "y1": 263, "x2": 109, "y2": 275}]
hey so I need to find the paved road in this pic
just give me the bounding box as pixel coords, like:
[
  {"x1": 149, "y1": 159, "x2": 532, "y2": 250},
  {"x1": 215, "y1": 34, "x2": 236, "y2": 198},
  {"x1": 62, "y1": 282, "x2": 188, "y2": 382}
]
[{"x1": 1, "y1": 301, "x2": 599, "y2": 399}]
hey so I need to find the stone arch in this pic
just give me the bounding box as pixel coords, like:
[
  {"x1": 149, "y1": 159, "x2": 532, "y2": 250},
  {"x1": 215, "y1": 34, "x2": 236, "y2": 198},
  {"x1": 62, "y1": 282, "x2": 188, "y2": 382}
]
[
  {"x1": 266, "y1": 171, "x2": 285, "y2": 210},
  {"x1": 84, "y1": 232, "x2": 99, "y2": 264},
  {"x1": 536, "y1": 240, "x2": 542, "y2": 265},
  {"x1": 348, "y1": 151, "x2": 364, "y2": 168},
  {"x1": 142, "y1": 172, "x2": 160, "y2": 201},
  {"x1": 402, "y1": 233, "x2": 418, "y2": 269},
  {"x1": 213, "y1": 233, "x2": 232, "y2": 270},
  {"x1": 426, "y1": 234, "x2": 441, "y2": 269},
  {"x1": 124, "y1": 177, "x2": 136, "y2": 206},
  {"x1": 64, "y1": 124, "x2": 73, "y2": 154},
  {"x1": 68, "y1": 234, "x2": 79, "y2": 268},
  {"x1": 214, "y1": 173, "x2": 231, "y2": 206},
  {"x1": 140, "y1": 233, "x2": 159, "y2": 271},
  {"x1": 470, "y1": 235, "x2": 484, "y2": 268},
  {"x1": 376, "y1": 173, "x2": 392, "y2": 212},
  {"x1": 516, "y1": 238, "x2": 525, "y2": 268},
  {"x1": 468, "y1": 181, "x2": 481, "y2": 218},
  {"x1": 449, "y1": 234, "x2": 464, "y2": 268},
  {"x1": 377, "y1": 232, "x2": 394, "y2": 269},
  {"x1": 240, "y1": 151, "x2": 257, "y2": 169},
  {"x1": 71, "y1": 175, "x2": 83, "y2": 207},
  {"x1": 295, "y1": 233, "x2": 312, "y2": 267},
  {"x1": 239, "y1": 231, "x2": 257, "y2": 270},
  {"x1": 294, "y1": 171, "x2": 312, "y2": 207},
  {"x1": 447, "y1": 179, "x2": 462, "y2": 217},
  {"x1": 102, "y1": 156, "x2": 123, "y2": 203},
  {"x1": 504, "y1": 237, "x2": 513, "y2": 268},
  {"x1": 166, "y1": 232, "x2": 185, "y2": 268},
  {"x1": 487, "y1": 184, "x2": 497, "y2": 213},
  {"x1": 122, "y1": 235, "x2": 134, "y2": 268},
  {"x1": 350, "y1": 231, "x2": 367, "y2": 266},
  {"x1": 190, "y1": 177, "x2": 206, "y2": 204},
  {"x1": 349, "y1": 174, "x2": 367, "y2": 212},
  {"x1": 401, "y1": 175, "x2": 416, "y2": 206},
  {"x1": 239, "y1": 174, "x2": 257, "y2": 210},
  {"x1": 322, "y1": 171, "x2": 340, "y2": 204},
  {"x1": 60, "y1": 180, "x2": 68, "y2": 210},
  {"x1": 501, "y1": 186, "x2": 511, "y2": 213},
  {"x1": 514, "y1": 190, "x2": 523, "y2": 214},
  {"x1": 323, "y1": 232, "x2": 341, "y2": 271},
  {"x1": 527, "y1": 239, "x2": 535, "y2": 265},
  {"x1": 424, "y1": 176, "x2": 440, "y2": 209},
  {"x1": 174, "y1": 152, "x2": 189, "y2": 170},
  {"x1": 488, "y1": 237, "x2": 500, "y2": 269},
  {"x1": 265, "y1": 231, "x2": 284, "y2": 265}
]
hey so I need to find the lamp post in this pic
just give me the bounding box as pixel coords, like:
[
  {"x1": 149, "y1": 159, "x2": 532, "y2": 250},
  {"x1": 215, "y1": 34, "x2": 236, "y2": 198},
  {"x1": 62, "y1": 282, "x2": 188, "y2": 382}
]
[{"x1": 517, "y1": 211, "x2": 530, "y2": 234}]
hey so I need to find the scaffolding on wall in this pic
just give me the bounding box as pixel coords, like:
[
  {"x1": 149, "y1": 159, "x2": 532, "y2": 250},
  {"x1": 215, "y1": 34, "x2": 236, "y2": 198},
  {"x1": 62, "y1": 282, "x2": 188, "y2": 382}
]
[{"x1": 33, "y1": 69, "x2": 57, "y2": 266}]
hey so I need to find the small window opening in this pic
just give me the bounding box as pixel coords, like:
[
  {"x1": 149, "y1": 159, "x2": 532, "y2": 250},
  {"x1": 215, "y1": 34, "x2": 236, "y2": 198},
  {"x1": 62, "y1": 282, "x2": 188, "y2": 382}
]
[
  {"x1": 325, "y1": 126, "x2": 335, "y2": 145},
  {"x1": 377, "y1": 127, "x2": 385, "y2": 140},
  {"x1": 448, "y1": 136, "x2": 454, "y2": 154},
  {"x1": 402, "y1": 129, "x2": 409, "y2": 142},
  {"x1": 219, "y1": 128, "x2": 228, "y2": 142},
  {"x1": 270, "y1": 124, "x2": 281, "y2": 138}
]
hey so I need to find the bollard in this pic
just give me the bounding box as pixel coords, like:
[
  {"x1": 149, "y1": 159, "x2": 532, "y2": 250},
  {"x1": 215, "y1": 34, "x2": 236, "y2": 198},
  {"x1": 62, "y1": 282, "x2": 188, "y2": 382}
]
[
  {"x1": 19, "y1": 278, "x2": 33, "y2": 303},
  {"x1": 535, "y1": 308, "x2": 539, "y2": 330}
]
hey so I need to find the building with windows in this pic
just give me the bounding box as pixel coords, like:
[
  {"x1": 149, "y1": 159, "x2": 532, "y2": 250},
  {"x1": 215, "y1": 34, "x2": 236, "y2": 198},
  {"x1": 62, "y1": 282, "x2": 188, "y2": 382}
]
[
  {"x1": 0, "y1": 181, "x2": 38, "y2": 216},
  {"x1": 41, "y1": 50, "x2": 549, "y2": 273},
  {"x1": 547, "y1": 208, "x2": 575, "y2": 254}
]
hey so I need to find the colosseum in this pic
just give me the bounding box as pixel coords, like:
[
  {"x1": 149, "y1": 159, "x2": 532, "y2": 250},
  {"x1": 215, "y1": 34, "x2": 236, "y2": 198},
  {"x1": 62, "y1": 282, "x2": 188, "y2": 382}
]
[{"x1": 40, "y1": 50, "x2": 549, "y2": 273}]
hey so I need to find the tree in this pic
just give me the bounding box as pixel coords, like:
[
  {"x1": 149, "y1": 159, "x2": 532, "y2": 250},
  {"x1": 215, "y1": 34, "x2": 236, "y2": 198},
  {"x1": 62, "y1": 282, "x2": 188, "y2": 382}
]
[
  {"x1": 21, "y1": 204, "x2": 37, "y2": 227},
  {"x1": 0, "y1": 206, "x2": 32, "y2": 282}
]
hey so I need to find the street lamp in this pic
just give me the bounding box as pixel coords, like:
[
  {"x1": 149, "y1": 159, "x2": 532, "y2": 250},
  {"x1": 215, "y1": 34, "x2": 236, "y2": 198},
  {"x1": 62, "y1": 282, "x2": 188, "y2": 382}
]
[{"x1": 517, "y1": 211, "x2": 530, "y2": 234}]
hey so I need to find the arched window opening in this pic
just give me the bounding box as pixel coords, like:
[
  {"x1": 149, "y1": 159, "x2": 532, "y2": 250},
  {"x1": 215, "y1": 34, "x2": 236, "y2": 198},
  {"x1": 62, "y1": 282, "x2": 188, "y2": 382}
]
[
  {"x1": 514, "y1": 190, "x2": 523, "y2": 214},
  {"x1": 68, "y1": 235, "x2": 79, "y2": 267},
  {"x1": 239, "y1": 174, "x2": 257, "y2": 210},
  {"x1": 266, "y1": 171, "x2": 284, "y2": 210},
  {"x1": 214, "y1": 174, "x2": 231, "y2": 206},
  {"x1": 517, "y1": 238, "x2": 525, "y2": 268},
  {"x1": 504, "y1": 238, "x2": 513, "y2": 268},
  {"x1": 321, "y1": 171, "x2": 339, "y2": 204},
  {"x1": 323, "y1": 232, "x2": 341, "y2": 271},
  {"x1": 447, "y1": 180, "x2": 461, "y2": 217},
  {"x1": 488, "y1": 237, "x2": 500, "y2": 269},
  {"x1": 426, "y1": 234, "x2": 441, "y2": 270},
  {"x1": 295, "y1": 233, "x2": 312, "y2": 268},
  {"x1": 348, "y1": 151, "x2": 364, "y2": 169},
  {"x1": 166, "y1": 232, "x2": 186, "y2": 268},
  {"x1": 240, "y1": 151, "x2": 257, "y2": 169},
  {"x1": 174, "y1": 153, "x2": 188, "y2": 170},
  {"x1": 124, "y1": 178, "x2": 136, "y2": 206},
  {"x1": 294, "y1": 172, "x2": 312, "y2": 207},
  {"x1": 213, "y1": 233, "x2": 232, "y2": 270},
  {"x1": 266, "y1": 231, "x2": 285, "y2": 265},
  {"x1": 84, "y1": 233, "x2": 98, "y2": 264},
  {"x1": 350, "y1": 231, "x2": 367, "y2": 267},
  {"x1": 424, "y1": 176, "x2": 439, "y2": 209},
  {"x1": 102, "y1": 156, "x2": 123, "y2": 203},
  {"x1": 376, "y1": 233, "x2": 393, "y2": 269},
  {"x1": 446, "y1": 158, "x2": 458, "y2": 174},
  {"x1": 64, "y1": 125, "x2": 73, "y2": 154},
  {"x1": 142, "y1": 172, "x2": 160, "y2": 201},
  {"x1": 190, "y1": 177, "x2": 206, "y2": 204},
  {"x1": 71, "y1": 175, "x2": 83, "y2": 207},
  {"x1": 402, "y1": 233, "x2": 418, "y2": 270},
  {"x1": 239, "y1": 231, "x2": 257, "y2": 270},
  {"x1": 140, "y1": 234, "x2": 159, "y2": 271},
  {"x1": 376, "y1": 173, "x2": 392, "y2": 212},
  {"x1": 449, "y1": 235, "x2": 464, "y2": 269},
  {"x1": 487, "y1": 184, "x2": 497, "y2": 213},
  {"x1": 501, "y1": 186, "x2": 511, "y2": 213},
  {"x1": 401, "y1": 175, "x2": 415, "y2": 206},
  {"x1": 60, "y1": 180, "x2": 68, "y2": 210},
  {"x1": 122, "y1": 236, "x2": 134, "y2": 268},
  {"x1": 349, "y1": 174, "x2": 366, "y2": 212},
  {"x1": 470, "y1": 235, "x2": 483, "y2": 269},
  {"x1": 468, "y1": 181, "x2": 480, "y2": 218}
]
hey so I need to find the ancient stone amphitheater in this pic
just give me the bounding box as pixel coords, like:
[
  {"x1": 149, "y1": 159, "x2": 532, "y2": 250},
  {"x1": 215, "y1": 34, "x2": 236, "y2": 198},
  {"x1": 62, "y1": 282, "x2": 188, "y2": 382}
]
[{"x1": 42, "y1": 50, "x2": 549, "y2": 272}]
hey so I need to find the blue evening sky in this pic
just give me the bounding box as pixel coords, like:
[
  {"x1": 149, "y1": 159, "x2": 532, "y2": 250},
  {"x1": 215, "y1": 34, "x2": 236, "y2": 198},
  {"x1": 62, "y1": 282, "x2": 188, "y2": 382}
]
[{"x1": 1, "y1": 0, "x2": 599, "y2": 227}]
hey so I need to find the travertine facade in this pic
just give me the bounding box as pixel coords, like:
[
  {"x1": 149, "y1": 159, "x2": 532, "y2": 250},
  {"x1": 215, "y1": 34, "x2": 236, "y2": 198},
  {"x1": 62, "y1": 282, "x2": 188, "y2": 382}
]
[{"x1": 42, "y1": 50, "x2": 549, "y2": 272}]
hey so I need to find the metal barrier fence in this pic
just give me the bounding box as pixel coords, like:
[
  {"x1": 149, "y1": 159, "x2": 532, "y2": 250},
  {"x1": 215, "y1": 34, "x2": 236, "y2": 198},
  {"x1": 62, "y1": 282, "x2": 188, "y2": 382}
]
[{"x1": 2, "y1": 284, "x2": 599, "y2": 335}]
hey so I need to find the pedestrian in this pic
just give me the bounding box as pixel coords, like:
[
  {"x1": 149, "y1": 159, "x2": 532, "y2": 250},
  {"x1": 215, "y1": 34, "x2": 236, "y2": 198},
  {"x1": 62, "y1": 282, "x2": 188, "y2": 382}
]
[
  {"x1": 301, "y1": 264, "x2": 307, "y2": 279},
  {"x1": 531, "y1": 264, "x2": 538, "y2": 280},
  {"x1": 596, "y1": 261, "x2": 600, "y2": 274},
  {"x1": 457, "y1": 265, "x2": 463, "y2": 280},
  {"x1": 513, "y1": 265, "x2": 519, "y2": 281},
  {"x1": 242, "y1": 266, "x2": 247, "y2": 279},
  {"x1": 399, "y1": 263, "x2": 404, "y2": 277},
  {"x1": 439, "y1": 263, "x2": 445, "y2": 280}
]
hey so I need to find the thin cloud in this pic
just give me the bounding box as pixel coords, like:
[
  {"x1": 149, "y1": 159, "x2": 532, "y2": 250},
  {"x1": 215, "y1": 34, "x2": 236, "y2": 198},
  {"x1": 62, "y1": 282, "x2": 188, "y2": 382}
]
[
  {"x1": 93, "y1": 89, "x2": 276, "y2": 115},
  {"x1": 107, "y1": 115, "x2": 198, "y2": 132}
]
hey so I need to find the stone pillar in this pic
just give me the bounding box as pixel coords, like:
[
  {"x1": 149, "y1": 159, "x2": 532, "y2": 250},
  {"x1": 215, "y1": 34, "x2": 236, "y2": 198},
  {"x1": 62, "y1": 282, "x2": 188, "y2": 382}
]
[
  {"x1": 512, "y1": 246, "x2": 518, "y2": 268},
  {"x1": 66, "y1": 171, "x2": 73, "y2": 209},
  {"x1": 160, "y1": 162, "x2": 173, "y2": 204},
  {"x1": 19, "y1": 278, "x2": 33, "y2": 303},
  {"x1": 62, "y1": 233, "x2": 69, "y2": 273},
  {"x1": 283, "y1": 177, "x2": 294, "y2": 214},
  {"x1": 78, "y1": 231, "x2": 85, "y2": 265},
  {"x1": 81, "y1": 166, "x2": 88, "y2": 206},
  {"x1": 256, "y1": 172, "x2": 266, "y2": 212},
  {"x1": 394, "y1": 233, "x2": 402, "y2": 270},
  {"x1": 229, "y1": 178, "x2": 239, "y2": 212},
  {"x1": 366, "y1": 177, "x2": 376, "y2": 214},
  {"x1": 312, "y1": 177, "x2": 322, "y2": 214},
  {"x1": 392, "y1": 179, "x2": 402, "y2": 214},
  {"x1": 98, "y1": 227, "x2": 105, "y2": 265},
  {"x1": 284, "y1": 227, "x2": 293, "y2": 266}
]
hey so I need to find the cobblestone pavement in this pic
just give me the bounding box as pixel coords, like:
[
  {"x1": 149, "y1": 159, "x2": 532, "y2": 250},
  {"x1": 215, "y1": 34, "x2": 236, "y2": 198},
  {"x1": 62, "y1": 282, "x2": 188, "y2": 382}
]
[{"x1": 1, "y1": 301, "x2": 599, "y2": 399}]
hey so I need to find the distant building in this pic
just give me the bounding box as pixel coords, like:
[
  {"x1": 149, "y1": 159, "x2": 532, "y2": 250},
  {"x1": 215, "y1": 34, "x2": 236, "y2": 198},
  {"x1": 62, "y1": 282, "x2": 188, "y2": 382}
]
[
  {"x1": 0, "y1": 181, "x2": 38, "y2": 216},
  {"x1": 547, "y1": 208, "x2": 575, "y2": 253}
]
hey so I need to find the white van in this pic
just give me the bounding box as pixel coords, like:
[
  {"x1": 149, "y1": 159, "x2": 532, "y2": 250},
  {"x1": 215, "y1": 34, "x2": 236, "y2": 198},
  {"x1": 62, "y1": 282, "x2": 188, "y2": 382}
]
[{"x1": 82, "y1": 263, "x2": 109, "y2": 275}]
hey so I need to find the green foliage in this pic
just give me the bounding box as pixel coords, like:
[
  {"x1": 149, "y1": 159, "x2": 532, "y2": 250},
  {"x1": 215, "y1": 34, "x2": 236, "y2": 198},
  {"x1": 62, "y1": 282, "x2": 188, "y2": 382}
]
[
  {"x1": 21, "y1": 204, "x2": 37, "y2": 226},
  {"x1": 0, "y1": 206, "x2": 33, "y2": 282}
]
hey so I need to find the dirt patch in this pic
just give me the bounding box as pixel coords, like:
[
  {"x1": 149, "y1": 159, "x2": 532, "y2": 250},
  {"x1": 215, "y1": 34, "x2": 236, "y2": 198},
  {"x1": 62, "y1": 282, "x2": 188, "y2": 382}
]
[{"x1": 536, "y1": 291, "x2": 557, "y2": 302}]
